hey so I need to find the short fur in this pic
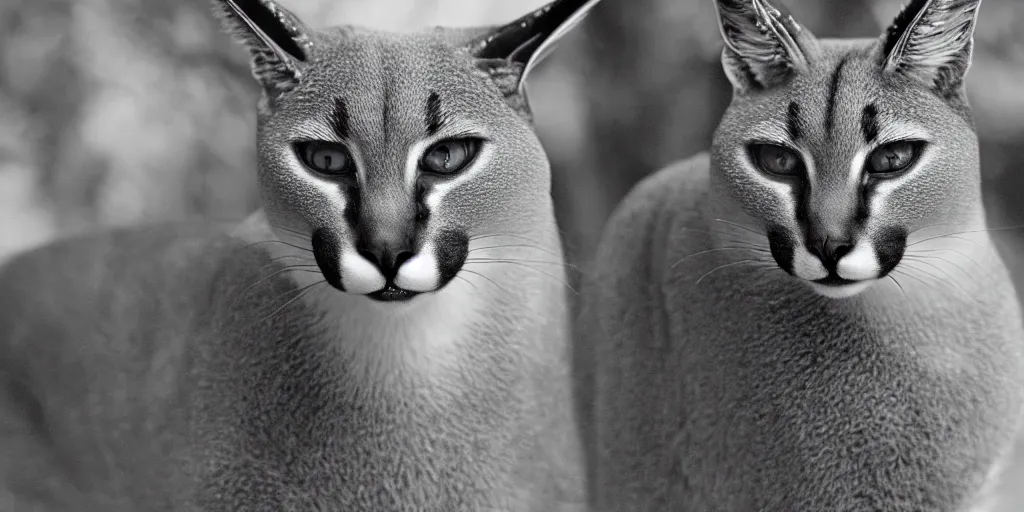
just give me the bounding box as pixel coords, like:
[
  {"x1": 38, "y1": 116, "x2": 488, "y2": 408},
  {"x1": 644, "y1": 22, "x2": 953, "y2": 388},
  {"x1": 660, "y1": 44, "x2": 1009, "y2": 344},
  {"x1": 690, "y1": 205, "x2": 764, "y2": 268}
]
[
  {"x1": 581, "y1": 0, "x2": 1024, "y2": 510},
  {"x1": 0, "y1": 0, "x2": 601, "y2": 509}
]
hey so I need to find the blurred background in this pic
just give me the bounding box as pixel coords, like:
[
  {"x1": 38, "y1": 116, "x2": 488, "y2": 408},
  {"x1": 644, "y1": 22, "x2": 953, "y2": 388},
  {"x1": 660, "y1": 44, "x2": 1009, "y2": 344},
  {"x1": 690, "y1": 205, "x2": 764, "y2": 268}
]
[{"x1": 0, "y1": 0, "x2": 1022, "y2": 504}]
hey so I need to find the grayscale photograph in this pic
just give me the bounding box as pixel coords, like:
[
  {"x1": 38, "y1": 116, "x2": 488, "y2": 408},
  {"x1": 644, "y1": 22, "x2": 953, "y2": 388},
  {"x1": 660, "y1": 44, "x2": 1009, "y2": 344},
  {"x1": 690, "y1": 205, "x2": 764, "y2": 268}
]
[{"x1": 0, "y1": 0, "x2": 1023, "y2": 510}]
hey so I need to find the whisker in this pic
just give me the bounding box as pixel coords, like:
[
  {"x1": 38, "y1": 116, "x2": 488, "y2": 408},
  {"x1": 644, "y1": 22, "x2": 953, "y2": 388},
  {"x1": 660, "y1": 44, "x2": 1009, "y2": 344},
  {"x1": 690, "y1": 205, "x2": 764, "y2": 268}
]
[
  {"x1": 712, "y1": 219, "x2": 766, "y2": 237},
  {"x1": 891, "y1": 269, "x2": 939, "y2": 293},
  {"x1": 459, "y1": 268, "x2": 511, "y2": 295},
  {"x1": 899, "y1": 262, "x2": 975, "y2": 303},
  {"x1": 464, "y1": 257, "x2": 579, "y2": 270},
  {"x1": 907, "y1": 220, "x2": 977, "y2": 237},
  {"x1": 912, "y1": 247, "x2": 984, "y2": 270},
  {"x1": 670, "y1": 246, "x2": 771, "y2": 269},
  {"x1": 261, "y1": 281, "x2": 328, "y2": 322},
  {"x1": 907, "y1": 232, "x2": 984, "y2": 248},
  {"x1": 257, "y1": 255, "x2": 317, "y2": 272},
  {"x1": 240, "y1": 239, "x2": 314, "y2": 253},
  {"x1": 694, "y1": 259, "x2": 757, "y2": 285},
  {"x1": 470, "y1": 233, "x2": 550, "y2": 247},
  {"x1": 910, "y1": 222, "x2": 1024, "y2": 240},
  {"x1": 887, "y1": 274, "x2": 908, "y2": 298},
  {"x1": 453, "y1": 275, "x2": 478, "y2": 291},
  {"x1": 237, "y1": 265, "x2": 323, "y2": 299},
  {"x1": 275, "y1": 225, "x2": 310, "y2": 239},
  {"x1": 903, "y1": 254, "x2": 973, "y2": 281},
  {"x1": 464, "y1": 260, "x2": 577, "y2": 295},
  {"x1": 468, "y1": 243, "x2": 563, "y2": 259},
  {"x1": 904, "y1": 258, "x2": 979, "y2": 303}
]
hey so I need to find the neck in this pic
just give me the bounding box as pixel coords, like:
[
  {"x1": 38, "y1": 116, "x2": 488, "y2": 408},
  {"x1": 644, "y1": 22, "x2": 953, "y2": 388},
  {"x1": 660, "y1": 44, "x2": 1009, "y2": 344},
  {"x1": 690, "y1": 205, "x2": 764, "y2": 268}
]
[{"x1": 231, "y1": 209, "x2": 565, "y2": 391}]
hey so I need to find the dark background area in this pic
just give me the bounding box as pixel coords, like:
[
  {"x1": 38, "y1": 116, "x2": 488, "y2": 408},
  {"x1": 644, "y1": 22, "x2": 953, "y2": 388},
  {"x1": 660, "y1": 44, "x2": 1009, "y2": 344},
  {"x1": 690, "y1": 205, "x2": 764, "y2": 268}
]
[{"x1": 1, "y1": 0, "x2": 1022, "y2": 505}]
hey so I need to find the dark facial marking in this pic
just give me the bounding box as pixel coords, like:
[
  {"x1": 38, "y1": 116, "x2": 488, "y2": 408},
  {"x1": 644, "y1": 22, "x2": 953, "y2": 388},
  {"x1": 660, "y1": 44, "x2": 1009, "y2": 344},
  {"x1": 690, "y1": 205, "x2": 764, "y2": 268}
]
[
  {"x1": 311, "y1": 228, "x2": 344, "y2": 291},
  {"x1": 824, "y1": 55, "x2": 850, "y2": 137},
  {"x1": 434, "y1": 229, "x2": 470, "y2": 289},
  {"x1": 414, "y1": 181, "x2": 431, "y2": 222},
  {"x1": 872, "y1": 225, "x2": 909, "y2": 276},
  {"x1": 328, "y1": 97, "x2": 349, "y2": 140},
  {"x1": 786, "y1": 102, "x2": 803, "y2": 141},
  {"x1": 341, "y1": 183, "x2": 359, "y2": 228},
  {"x1": 789, "y1": 166, "x2": 812, "y2": 244},
  {"x1": 425, "y1": 91, "x2": 446, "y2": 135},
  {"x1": 860, "y1": 103, "x2": 880, "y2": 143},
  {"x1": 767, "y1": 225, "x2": 798, "y2": 276}
]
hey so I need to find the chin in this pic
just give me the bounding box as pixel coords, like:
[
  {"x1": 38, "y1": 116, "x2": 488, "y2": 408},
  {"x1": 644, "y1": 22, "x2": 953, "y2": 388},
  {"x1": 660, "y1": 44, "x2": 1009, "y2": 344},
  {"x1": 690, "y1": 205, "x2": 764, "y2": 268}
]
[{"x1": 805, "y1": 278, "x2": 876, "y2": 299}]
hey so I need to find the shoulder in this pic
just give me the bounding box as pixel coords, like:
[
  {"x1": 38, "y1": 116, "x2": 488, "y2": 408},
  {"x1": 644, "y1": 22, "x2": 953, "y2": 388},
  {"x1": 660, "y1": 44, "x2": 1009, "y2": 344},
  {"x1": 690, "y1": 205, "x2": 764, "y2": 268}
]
[
  {"x1": 0, "y1": 220, "x2": 239, "y2": 301},
  {"x1": 599, "y1": 152, "x2": 710, "y2": 249}
]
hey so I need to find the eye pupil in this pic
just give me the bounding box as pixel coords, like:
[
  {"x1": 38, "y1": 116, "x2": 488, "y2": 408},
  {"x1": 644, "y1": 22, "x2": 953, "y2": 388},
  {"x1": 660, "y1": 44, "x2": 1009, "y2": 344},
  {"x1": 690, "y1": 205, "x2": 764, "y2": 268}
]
[
  {"x1": 421, "y1": 139, "x2": 480, "y2": 175},
  {"x1": 437, "y1": 146, "x2": 451, "y2": 168},
  {"x1": 750, "y1": 143, "x2": 802, "y2": 177},
  {"x1": 296, "y1": 142, "x2": 352, "y2": 175},
  {"x1": 868, "y1": 140, "x2": 922, "y2": 175}
]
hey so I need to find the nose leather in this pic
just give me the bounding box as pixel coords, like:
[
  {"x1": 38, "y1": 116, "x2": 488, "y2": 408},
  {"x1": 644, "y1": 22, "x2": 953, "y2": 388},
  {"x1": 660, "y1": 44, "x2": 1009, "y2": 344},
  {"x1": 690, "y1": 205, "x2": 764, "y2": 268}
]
[
  {"x1": 808, "y1": 235, "x2": 853, "y2": 271},
  {"x1": 357, "y1": 240, "x2": 414, "y2": 280}
]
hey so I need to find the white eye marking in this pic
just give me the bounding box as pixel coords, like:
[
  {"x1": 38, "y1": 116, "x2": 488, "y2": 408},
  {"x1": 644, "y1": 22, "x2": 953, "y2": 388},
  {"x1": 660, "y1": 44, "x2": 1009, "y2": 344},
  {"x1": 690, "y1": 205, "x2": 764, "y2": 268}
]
[
  {"x1": 394, "y1": 246, "x2": 440, "y2": 293},
  {"x1": 404, "y1": 139, "x2": 429, "y2": 190},
  {"x1": 288, "y1": 150, "x2": 348, "y2": 215},
  {"x1": 849, "y1": 147, "x2": 869, "y2": 187},
  {"x1": 836, "y1": 241, "x2": 880, "y2": 281},
  {"x1": 340, "y1": 250, "x2": 386, "y2": 294},
  {"x1": 422, "y1": 143, "x2": 493, "y2": 211},
  {"x1": 791, "y1": 245, "x2": 829, "y2": 281}
]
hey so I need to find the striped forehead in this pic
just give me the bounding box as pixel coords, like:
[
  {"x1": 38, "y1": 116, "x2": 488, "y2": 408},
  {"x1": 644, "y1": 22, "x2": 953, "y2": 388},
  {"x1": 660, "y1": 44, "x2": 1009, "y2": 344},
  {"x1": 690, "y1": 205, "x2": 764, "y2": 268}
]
[
  {"x1": 323, "y1": 91, "x2": 451, "y2": 143},
  {"x1": 781, "y1": 47, "x2": 883, "y2": 148}
]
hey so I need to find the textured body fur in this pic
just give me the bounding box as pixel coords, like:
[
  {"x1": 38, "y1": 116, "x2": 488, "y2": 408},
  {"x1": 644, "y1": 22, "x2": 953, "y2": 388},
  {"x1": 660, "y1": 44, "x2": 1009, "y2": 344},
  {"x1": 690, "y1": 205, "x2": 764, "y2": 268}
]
[
  {"x1": 0, "y1": 0, "x2": 601, "y2": 509},
  {"x1": 582, "y1": 1, "x2": 1024, "y2": 510},
  {"x1": 583, "y1": 155, "x2": 1024, "y2": 510},
  {"x1": 0, "y1": 217, "x2": 578, "y2": 510}
]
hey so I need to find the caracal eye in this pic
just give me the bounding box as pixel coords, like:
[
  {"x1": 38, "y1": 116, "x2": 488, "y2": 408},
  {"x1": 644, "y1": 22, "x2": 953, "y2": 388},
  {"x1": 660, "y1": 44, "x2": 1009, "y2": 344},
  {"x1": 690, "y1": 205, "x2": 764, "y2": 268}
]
[
  {"x1": 867, "y1": 141, "x2": 923, "y2": 175},
  {"x1": 750, "y1": 143, "x2": 803, "y2": 177},
  {"x1": 420, "y1": 139, "x2": 481, "y2": 175},
  {"x1": 297, "y1": 141, "x2": 352, "y2": 175}
]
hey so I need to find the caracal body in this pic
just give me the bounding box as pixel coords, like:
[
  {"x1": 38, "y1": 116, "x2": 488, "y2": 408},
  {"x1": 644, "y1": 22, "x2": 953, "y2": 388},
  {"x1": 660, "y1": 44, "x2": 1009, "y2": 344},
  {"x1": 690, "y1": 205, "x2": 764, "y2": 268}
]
[
  {"x1": 582, "y1": 0, "x2": 1024, "y2": 510},
  {"x1": 0, "y1": 0, "x2": 602, "y2": 509}
]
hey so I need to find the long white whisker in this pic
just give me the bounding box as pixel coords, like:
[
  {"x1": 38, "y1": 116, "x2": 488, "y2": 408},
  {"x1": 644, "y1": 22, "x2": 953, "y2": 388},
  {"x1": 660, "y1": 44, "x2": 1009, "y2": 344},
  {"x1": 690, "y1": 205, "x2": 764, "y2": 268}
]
[
  {"x1": 464, "y1": 260, "x2": 577, "y2": 295},
  {"x1": 694, "y1": 259, "x2": 758, "y2": 285},
  {"x1": 671, "y1": 246, "x2": 771, "y2": 269}
]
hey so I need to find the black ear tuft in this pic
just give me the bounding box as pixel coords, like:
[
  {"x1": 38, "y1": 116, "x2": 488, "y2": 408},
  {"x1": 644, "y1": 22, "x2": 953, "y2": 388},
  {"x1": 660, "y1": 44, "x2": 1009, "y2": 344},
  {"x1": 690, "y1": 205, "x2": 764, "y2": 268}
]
[
  {"x1": 714, "y1": 0, "x2": 814, "y2": 92},
  {"x1": 879, "y1": 0, "x2": 981, "y2": 97},
  {"x1": 463, "y1": 0, "x2": 602, "y2": 104},
  {"x1": 213, "y1": 0, "x2": 313, "y2": 97}
]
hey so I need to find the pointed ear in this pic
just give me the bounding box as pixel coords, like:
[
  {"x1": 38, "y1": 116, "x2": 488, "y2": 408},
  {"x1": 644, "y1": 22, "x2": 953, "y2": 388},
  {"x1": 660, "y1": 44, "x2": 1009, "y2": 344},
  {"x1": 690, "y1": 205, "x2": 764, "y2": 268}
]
[
  {"x1": 879, "y1": 0, "x2": 981, "y2": 95},
  {"x1": 714, "y1": 0, "x2": 814, "y2": 92},
  {"x1": 213, "y1": 0, "x2": 314, "y2": 98},
  {"x1": 463, "y1": 0, "x2": 603, "y2": 100}
]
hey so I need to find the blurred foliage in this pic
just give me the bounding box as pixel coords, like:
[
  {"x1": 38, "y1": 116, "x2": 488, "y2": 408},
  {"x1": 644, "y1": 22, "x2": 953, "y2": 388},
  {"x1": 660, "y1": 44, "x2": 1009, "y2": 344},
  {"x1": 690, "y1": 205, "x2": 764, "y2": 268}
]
[{"x1": 1, "y1": 0, "x2": 1023, "y2": 504}]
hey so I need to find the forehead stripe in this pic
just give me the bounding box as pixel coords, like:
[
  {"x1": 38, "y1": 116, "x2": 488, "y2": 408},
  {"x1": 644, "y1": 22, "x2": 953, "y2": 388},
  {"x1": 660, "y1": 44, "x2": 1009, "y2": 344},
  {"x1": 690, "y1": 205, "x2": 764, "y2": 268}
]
[
  {"x1": 824, "y1": 55, "x2": 849, "y2": 137},
  {"x1": 861, "y1": 104, "x2": 880, "y2": 143},
  {"x1": 786, "y1": 102, "x2": 803, "y2": 141},
  {"x1": 425, "y1": 90, "x2": 445, "y2": 135},
  {"x1": 328, "y1": 97, "x2": 350, "y2": 140}
]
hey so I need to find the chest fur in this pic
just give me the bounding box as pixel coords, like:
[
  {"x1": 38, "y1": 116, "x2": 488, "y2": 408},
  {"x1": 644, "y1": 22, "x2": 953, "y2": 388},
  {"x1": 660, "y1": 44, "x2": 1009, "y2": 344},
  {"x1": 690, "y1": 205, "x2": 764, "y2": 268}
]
[
  {"x1": 654, "y1": 246, "x2": 1024, "y2": 509},
  {"x1": 188, "y1": 264, "x2": 548, "y2": 510}
]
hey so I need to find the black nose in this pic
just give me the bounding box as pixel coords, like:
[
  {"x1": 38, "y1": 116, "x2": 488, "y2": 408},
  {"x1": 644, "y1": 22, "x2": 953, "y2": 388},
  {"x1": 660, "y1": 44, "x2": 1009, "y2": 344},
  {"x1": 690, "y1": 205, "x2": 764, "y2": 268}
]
[
  {"x1": 808, "y1": 236, "x2": 853, "y2": 270},
  {"x1": 358, "y1": 245, "x2": 414, "y2": 280}
]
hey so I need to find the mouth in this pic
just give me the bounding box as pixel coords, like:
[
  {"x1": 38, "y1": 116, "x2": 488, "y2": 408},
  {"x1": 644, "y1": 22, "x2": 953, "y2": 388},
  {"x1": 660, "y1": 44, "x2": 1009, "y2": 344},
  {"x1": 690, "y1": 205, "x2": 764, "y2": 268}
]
[
  {"x1": 812, "y1": 275, "x2": 862, "y2": 287},
  {"x1": 365, "y1": 283, "x2": 420, "y2": 303},
  {"x1": 807, "y1": 274, "x2": 875, "y2": 299}
]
